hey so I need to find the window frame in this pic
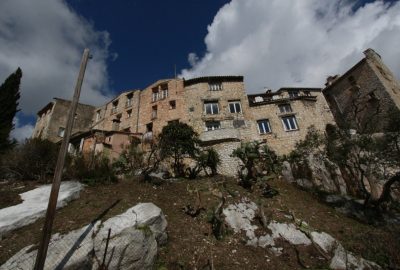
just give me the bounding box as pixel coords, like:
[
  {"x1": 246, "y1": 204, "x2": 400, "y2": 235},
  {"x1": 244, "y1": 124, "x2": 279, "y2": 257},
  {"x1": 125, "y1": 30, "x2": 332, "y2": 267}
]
[
  {"x1": 205, "y1": 121, "x2": 221, "y2": 131},
  {"x1": 288, "y1": 90, "x2": 299, "y2": 98},
  {"x1": 257, "y1": 119, "x2": 272, "y2": 134},
  {"x1": 229, "y1": 101, "x2": 242, "y2": 114},
  {"x1": 278, "y1": 104, "x2": 292, "y2": 114},
  {"x1": 281, "y1": 115, "x2": 299, "y2": 131},
  {"x1": 204, "y1": 101, "x2": 219, "y2": 115},
  {"x1": 58, "y1": 127, "x2": 65, "y2": 137},
  {"x1": 209, "y1": 82, "x2": 222, "y2": 91}
]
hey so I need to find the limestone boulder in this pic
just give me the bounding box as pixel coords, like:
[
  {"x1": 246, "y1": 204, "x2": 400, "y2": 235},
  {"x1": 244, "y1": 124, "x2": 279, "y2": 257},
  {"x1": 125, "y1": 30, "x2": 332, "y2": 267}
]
[{"x1": 1, "y1": 203, "x2": 167, "y2": 270}]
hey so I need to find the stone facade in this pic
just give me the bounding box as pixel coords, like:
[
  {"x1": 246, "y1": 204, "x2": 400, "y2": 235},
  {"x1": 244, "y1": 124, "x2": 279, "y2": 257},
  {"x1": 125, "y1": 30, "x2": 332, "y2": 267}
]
[
  {"x1": 91, "y1": 90, "x2": 140, "y2": 133},
  {"x1": 323, "y1": 49, "x2": 400, "y2": 132},
  {"x1": 32, "y1": 98, "x2": 95, "y2": 143},
  {"x1": 31, "y1": 48, "x2": 400, "y2": 176},
  {"x1": 247, "y1": 88, "x2": 335, "y2": 154}
]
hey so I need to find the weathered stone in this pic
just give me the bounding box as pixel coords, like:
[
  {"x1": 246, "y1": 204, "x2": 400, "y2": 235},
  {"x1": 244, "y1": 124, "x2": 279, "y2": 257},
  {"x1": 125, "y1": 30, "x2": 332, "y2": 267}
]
[
  {"x1": 268, "y1": 221, "x2": 312, "y2": 246},
  {"x1": 310, "y1": 231, "x2": 336, "y2": 253},
  {"x1": 92, "y1": 227, "x2": 157, "y2": 270},
  {"x1": 330, "y1": 243, "x2": 381, "y2": 270},
  {"x1": 1, "y1": 203, "x2": 167, "y2": 270},
  {"x1": 281, "y1": 161, "x2": 295, "y2": 182}
]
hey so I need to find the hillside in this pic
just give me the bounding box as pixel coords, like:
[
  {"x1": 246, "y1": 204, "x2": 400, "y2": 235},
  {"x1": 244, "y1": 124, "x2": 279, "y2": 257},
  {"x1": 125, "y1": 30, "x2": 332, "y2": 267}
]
[{"x1": 1, "y1": 176, "x2": 399, "y2": 269}]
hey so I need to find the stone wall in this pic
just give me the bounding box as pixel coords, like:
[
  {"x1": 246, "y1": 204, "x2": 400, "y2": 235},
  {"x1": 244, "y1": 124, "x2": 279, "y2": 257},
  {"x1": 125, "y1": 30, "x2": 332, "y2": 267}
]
[
  {"x1": 91, "y1": 90, "x2": 140, "y2": 133},
  {"x1": 248, "y1": 90, "x2": 335, "y2": 155},
  {"x1": 323, "y1": 49, "x2": 400, "y2": 132},
  {"x1": 137, "y1": 79, "x2": 187, "y2": 136},
  {"x1": 32, "y1": 98, "x2": 95, "y2": 143}
]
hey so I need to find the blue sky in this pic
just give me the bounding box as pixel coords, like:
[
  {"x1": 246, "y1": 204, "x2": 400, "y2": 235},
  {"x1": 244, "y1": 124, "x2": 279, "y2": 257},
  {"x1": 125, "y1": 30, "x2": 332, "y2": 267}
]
[{"x1": 0, "y1": 0, "x2": 399, "y2": 140}]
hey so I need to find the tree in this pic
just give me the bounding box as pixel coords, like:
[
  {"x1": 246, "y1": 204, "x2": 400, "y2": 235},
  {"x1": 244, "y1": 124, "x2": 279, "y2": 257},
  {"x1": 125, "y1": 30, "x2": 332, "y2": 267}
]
[
  {"x1": 159, "y1": 122, "x2": 199, "y2": 177},
  {"x1": 0, "y1": 68, "x2": 22, "y2": 153}
]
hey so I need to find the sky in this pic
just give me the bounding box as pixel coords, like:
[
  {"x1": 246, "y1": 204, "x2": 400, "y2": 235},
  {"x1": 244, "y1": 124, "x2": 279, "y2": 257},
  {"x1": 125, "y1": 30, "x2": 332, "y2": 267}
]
[{"x1": 0, "y1": 0, "x2": 399, "y2": 141}]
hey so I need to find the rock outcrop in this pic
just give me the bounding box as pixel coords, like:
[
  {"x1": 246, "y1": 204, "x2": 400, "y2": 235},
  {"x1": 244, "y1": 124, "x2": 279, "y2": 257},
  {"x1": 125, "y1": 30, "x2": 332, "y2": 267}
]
[
  {"x1": 223, "y1": 198, "x2": 381, "y2": 270},
  {"x1": 0, "y1": 203, "x2": 167, "y2": 270}
]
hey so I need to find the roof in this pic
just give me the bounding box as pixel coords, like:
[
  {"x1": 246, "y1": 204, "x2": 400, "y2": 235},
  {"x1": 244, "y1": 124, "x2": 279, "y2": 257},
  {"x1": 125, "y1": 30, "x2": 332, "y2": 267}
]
[
  {"x1": 323, "y1": 58, "x2": 367, "y2": 93},
  {"x1": 248, "y1": 87, "x2": 321, "y2": 97},
  {"x1": 69, "y1": 129, "x2": 143, "y2": 142},
  {"x1": 184, "y1": 76, "x2": 243, "y2": 87},
  {"x1": 37, "y1": 102, "x2": 54, "y2": 116}
]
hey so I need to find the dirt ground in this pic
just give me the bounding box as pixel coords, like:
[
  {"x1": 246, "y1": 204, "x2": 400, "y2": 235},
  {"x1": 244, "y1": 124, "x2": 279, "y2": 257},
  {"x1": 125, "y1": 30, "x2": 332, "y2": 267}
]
[{"x1": 1, "y1": 176, "x2": 399, "y2": 269}]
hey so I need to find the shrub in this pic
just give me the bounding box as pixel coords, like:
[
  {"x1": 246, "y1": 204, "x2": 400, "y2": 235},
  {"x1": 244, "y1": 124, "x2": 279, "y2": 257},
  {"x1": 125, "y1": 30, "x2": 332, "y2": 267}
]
[
  {"x1": 198, "y1": 148, "x2": 221, "y2": 176},
  {"x1": 0, "y1": 138, "x2": 59, "y2": 182},
  {"x1": 67, "y1": 154, "x2": 118, "y2": 185},
  {"x1": 113, "y1": 140, "x2": 144, "y2": 176},
  {"x1": 159, "y1": 122, "x2": 199, "y2": 177}
]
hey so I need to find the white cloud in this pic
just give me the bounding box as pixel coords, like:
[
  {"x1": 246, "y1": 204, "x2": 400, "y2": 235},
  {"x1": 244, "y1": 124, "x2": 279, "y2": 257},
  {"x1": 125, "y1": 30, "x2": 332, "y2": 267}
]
[
  {"x1": 11, "y1": 118, "x2": 34, "y2": 142},
  {"x1": 181, "y1": 0, "x2": 400, "y2": 93},
  {"x1": 0, "y1": 0, "x2": 113, "y2": 116}
]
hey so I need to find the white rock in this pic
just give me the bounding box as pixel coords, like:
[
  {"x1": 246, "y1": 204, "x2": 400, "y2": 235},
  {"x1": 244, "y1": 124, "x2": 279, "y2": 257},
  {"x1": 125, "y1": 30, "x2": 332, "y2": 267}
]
[
  {"x1": 0, "y1": 181, "x2": 84, "y2": 238},
  {"x1": 258, "y1": 234, "x2": 275, "y2": 248},
  {"x1": 1, "y1": 203, "x2": 167, "y2": 270},
  {"x1": 310, "y1": 231, "x2": 337, "y2": 253},
  {"x1": 0, "y1": 223, "x2": 97, "y2": 270},
  {"x1": 223, "y1": 199, "x2": 258, "y2": 242},
  {"x1": 268, "y1": 221, "x2": 312, "y2": 245},
  {"x1": 330, "y1": 243, "x2": 381, "y2": 270}
]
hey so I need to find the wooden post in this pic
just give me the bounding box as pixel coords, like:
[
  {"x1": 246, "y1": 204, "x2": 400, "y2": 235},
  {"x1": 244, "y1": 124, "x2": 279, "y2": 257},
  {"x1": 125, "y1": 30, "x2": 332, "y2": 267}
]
[{"x1": 34, "y1": 48, "x2": 90, "y2": 270}]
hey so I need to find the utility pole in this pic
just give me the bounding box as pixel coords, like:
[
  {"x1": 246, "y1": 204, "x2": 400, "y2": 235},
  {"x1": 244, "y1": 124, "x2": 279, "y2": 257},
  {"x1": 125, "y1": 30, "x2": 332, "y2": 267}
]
[{"x1": 34, "y1": 48, "x2": 90, "y2": 270}]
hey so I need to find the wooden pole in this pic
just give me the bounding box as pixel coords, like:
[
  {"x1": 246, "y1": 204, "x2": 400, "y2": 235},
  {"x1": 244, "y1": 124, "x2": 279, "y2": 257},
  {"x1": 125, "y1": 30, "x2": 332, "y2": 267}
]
[{"x1": 34, "y1": 48, "x2": 90, "y2": 270}]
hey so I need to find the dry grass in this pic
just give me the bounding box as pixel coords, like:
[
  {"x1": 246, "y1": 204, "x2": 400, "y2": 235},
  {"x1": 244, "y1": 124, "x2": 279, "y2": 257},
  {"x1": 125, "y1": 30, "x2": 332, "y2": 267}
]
[{"x1": 0, "y1": 176, "x2": 399, "y2": 269}]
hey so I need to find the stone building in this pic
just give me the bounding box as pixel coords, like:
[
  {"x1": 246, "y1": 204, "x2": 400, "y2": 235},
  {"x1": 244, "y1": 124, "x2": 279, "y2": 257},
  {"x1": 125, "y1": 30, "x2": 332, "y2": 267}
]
[
  {"x1": 31, "y1": 48, "x2": 399, "y2": 175},
  {"x1": 32, "y1": 98, "x2": 95, "y2": 143},
  {"x1": 323, "y1": 48, "x2": 400, "y2": 133},
  {"x1": 247, "y1": 88, "x2": 335, "y2": 154},
  {"x1": 91, "y1": 89, "x2": 140, "y2": 133}
]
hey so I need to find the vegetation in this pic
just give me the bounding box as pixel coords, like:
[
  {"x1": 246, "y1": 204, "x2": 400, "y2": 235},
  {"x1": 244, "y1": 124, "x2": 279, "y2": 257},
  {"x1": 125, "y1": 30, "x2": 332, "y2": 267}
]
[
  {"x1": 113, "y1": 137, "x2": 144, "y2": 176},
  {"x1": 231, "y1": 141, "x2": 281, "y2": 193},
  {"x1": 159, "y1": 122, "x2": 199, "y2": 177},
  {"x1": 67, "y1": 154, "x2": 118, "y2": 185},
  {"x1": 198, "y1": 148, "x2": 220, "y2": 176},
  {"x1": 0, "y1": 68, "x2": 22, "y2": 154},
  {"x1": 0, "y1": 138, "x2": 58, "y2": 182}
]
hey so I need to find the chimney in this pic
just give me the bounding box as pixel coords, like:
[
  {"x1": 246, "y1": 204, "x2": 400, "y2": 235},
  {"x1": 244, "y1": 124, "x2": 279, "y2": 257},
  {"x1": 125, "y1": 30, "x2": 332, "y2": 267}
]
[
  {"x1": 363, "y1": 48, "x2": 381, "y2": 61},
  {"x1": 325, "y1": 75, "x2": 340, "y2": 87}
]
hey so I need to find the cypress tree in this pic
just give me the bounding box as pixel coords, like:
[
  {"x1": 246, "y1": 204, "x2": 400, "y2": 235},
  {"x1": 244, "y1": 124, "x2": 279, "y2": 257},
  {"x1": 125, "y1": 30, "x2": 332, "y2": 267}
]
[{"x1": 0, "y1": 68, "x2": 22, "y2": 153}]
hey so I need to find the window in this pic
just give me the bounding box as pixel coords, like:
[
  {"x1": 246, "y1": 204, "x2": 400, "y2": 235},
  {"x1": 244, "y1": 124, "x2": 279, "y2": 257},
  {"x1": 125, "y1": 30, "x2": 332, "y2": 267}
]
[
  {"x1": 58, "y1": 127, "x2": 65, "y2": 137},
  {"x1": 152, "y1": 105, "x2": 157, "y2": 119},
  {"x1": 152, "y1": 88, "x2": 158, "y2": 102},
  {"x1": 204, "y1": 101, "x2": 219, "y2": 115},
  {"x1": 205, "y1": 121, "x2": 221, "y2": 131},
  {"x1": 160, "y1": 84, "x2": 168, "y2": 99},
  {"x1": 282, "y1": 115, "x2": 298, "y2": 131},
  {"x1": 95, "y1": 110, "x2": 101, "y2": 121},
  {"x1": 112, "y1": 119, "x2": 120, "y2": 131},
  {"x1": 257, "y1": 120, "x2": 271, "y2": 134},
  {"x1": 146, "y1": 122, "x2": 153, "y2": 132},
  {"x1": 127, "y1": 109, "x2": 132, "y2": 118},
  {"x1": 229, "y1": 101, "x2": 242, "y2": 113},
  {"x1": 303, "y1": 90, "x2": 311, "y2": 96},
  {"x1": 209, "y1": 82, "x2": 222, "y2": 91},
  {"x1": 126, "y1": 94, "x2": 133, "y2": 107},
  {"x1": 169, "y1": 100, "x2": 176, "y2": 109},
  {"x1": 288, "y1": 91, "x2": 299, "y2": 98},
  {"x1": 278, "y1": 104, "x2": 292, "y2": 113},
  {"x1": 111, "y1": 100, "x2": 118, "y2": 114}
]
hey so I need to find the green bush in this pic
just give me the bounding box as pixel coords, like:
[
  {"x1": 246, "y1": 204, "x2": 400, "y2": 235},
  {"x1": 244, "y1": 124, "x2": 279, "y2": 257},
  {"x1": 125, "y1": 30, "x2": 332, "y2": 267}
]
[
  {"x1": 197, "y1": 148, "x2": 221, "y2": 176},
  {"x1": 0, "y1": 138, "x2": 59, "y2": 182},
  {"x1": 67, "y1": 154, "x2": 118, "y2": 185},
  {"x1": 113, "y1": 140, "x2": 144, "y2": 176}
]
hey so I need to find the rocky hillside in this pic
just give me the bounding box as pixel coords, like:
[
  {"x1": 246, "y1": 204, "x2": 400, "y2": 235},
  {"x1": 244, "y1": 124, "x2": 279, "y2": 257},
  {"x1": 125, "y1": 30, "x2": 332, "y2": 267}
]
[{"x1": 1, "y1": 176, "x2": 399, "y2": 269}]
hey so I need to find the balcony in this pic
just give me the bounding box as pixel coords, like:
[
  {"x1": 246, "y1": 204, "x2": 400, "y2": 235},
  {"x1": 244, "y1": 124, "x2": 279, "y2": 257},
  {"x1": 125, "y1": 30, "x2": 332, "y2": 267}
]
[{"x1": 199, "y1": 128, "x2": 241, "y2": 143}]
